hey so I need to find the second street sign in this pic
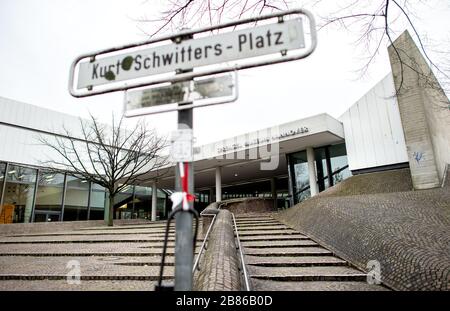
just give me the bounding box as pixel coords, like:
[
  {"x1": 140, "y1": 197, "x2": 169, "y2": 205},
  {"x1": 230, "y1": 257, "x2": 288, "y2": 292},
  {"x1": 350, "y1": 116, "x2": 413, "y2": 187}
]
[
  {"x1": 77, "y1": 18, "x2": 304, "y2": 90},
  {"x1": 123, "y1": 72, "x2": 237, "y2": 116}
]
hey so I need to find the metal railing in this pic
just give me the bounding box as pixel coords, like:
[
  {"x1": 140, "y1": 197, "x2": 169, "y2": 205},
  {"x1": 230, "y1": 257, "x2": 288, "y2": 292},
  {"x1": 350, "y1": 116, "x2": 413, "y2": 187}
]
[
  {"x1": 192, "y1": 212, "x2": 217, "y2": 274},
  {"x1": 231, "y1": 212, "x2": 251, "y2": 291}
]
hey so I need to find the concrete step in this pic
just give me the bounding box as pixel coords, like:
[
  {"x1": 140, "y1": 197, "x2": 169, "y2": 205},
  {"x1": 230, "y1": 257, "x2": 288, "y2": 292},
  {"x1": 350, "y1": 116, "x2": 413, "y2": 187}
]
[
  {"x1": 235, "y1": 221, "x2": 281, "y2": 226},
  {"x1": 239, "y1": 235, "x2": 311, "y2": 241},
  {"x1": 0, "y1": 238, "x2": 179, "y2": 244},
  {"x1": 242, "y1": 240, "x2": 318, "y2": 248},
  {"x1": 235, "y1": 216, "x2": 275, "y2": 221},
  {"x1": 0, "y1": 280, "x2": 169, "y2": 291},
  {"x1": 245, "y1": 246, "x2": 332, "y2": 257},
  {"x1": 238, "y1": 230, "x2": 302, "y2": 236},
  {"x1": 6, "y1": 231, "x2": 174, "y2": 237},
  {"x1": 250, "y1": 279, "x2": 388, "y2": 291},
  {"x1": 237, "y1": 226, "x2": 291, "y2": 231},
  {"x1": 245, "y1": 255, "x2": 347, "y2": 267},
  {"x1": 249, "y1": 266, "x2": 367, "y2": 282}
]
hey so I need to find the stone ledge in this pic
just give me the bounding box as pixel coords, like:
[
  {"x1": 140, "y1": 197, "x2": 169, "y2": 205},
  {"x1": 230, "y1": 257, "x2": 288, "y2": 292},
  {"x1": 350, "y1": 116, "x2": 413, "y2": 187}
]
[{"x1": 194, "y1": 210, "x2": 241, "y2": 291}]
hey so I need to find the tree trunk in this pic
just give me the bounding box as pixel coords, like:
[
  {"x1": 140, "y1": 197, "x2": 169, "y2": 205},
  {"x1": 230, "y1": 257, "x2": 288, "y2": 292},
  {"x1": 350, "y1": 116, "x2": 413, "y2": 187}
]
[{"x1": 108, "y1": 195, "x2": 114, "y2": 226}]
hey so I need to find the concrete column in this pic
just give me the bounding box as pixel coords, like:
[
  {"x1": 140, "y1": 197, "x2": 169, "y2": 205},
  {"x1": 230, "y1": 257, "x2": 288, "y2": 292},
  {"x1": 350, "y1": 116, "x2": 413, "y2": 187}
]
[
  {"x1": 151, "y1": 180, "x2": 157, "y2": 221},
  {"x1": 215, "y1": 167, "x2": 222, "y2": 202},
  {"x1": 306, "y1": 147, "x2": 319, "y2": 197},
  {"x1": 271, "y1": 177, "x2": 277, "y2": 209}
]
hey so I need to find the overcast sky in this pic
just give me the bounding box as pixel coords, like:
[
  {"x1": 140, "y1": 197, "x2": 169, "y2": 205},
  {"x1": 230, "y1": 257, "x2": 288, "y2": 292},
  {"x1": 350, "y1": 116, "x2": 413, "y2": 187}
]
[{"x1": 0, "y1": 0, "x2": 448, "y2": 145}]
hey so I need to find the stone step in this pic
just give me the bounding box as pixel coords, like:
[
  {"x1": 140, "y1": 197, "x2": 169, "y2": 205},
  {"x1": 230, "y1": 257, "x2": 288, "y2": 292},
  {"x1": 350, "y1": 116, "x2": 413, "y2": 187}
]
[
  {"x1": 245, "y1": 255, "x2": 347, "y2": 267},
  {"x1": 236, "y1": 223, "x2": 284, "y2": 227},
  {"x1": 235, "y1": 216, "x2": 274, "y2": 221},
  {"x1": 245, "y1": 247, "x2": 332, "y2": 257},
  {"x1": 242, "y1": 240, "x2": 318, "y2": 248},
  {"x1": 79, "y1": 224, "x2": 174, "y2": 231},
  {"x1": 0, "y1": 238, "x2": 179, "y2": 244},
  {"x1": 0, "y1": 274, "x2": 173, "y2": 281},
  {"x1": 6, "y1": 231, "x2": 174, "y2": 237},
  {"x1": 250, "y1": 279, "x2": 388, "y2": 291},
  {"x1": 0, "y1": 251, "x2": 192, "y2": 257},
  {"x1": 0, "y1": 255, "x2": 175, "y2": 278},
  {"x1": 239, "y1": 236, "x2": 311, "y2": 241},
  {"x1": 235, "y1": 220, "x2": 281, "y2": 224},
  {"x1": 249, "y1": 266, "x2": 367, "y2": 282},
  {"x1": 0, "y1": 255, "x2": 174, "y2": 268},
  {"x1": 237, "y1": 226, "x2": 291, "y2": 231},
  {"x1": 235, "y1": 217, "x2": 275, "y2": 222},
  {"x1": 0, "y1": 280, "x2": 168, "y2": 291},
  {"x1": 0, "y1": 242, "x2": 200, "y2": 254},
  {"x1": 238, "y1": 230, "x2": 301, "y2": 236}
]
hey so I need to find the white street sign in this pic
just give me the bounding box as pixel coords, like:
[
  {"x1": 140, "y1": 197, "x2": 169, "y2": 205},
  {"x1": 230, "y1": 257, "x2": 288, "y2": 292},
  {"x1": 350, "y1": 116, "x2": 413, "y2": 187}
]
[
  {"x1": 170, "y1": 129, "x2": 194, "y2": 162},
  {"x1": 123, "y1": 72, "x2": 237, "y2": 117},
  {"x1": 77, "y1": 19, "x2": 304, "y2": 90}
]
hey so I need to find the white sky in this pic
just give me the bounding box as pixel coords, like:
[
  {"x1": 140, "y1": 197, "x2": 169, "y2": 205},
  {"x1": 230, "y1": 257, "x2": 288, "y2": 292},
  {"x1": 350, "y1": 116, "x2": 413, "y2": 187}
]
[{"x1": 0, "y1": 0, "x2": 448, "y2": 145}]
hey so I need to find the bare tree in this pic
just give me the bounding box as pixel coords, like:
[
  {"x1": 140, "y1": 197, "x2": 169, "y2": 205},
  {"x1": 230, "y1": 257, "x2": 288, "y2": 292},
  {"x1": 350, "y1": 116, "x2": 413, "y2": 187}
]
[
  {"x1": 311, "y1": 0, "x2": 449, "y2": 106},
  {"x1": 39, "y1": 115, "x2": 169, "y2": 226},
  {"x1": 136, "y1": 0, "x2": 290, "y2": 37},
  {"x1": 137, "y1": 0, "x2": 449, "y2": 105}
]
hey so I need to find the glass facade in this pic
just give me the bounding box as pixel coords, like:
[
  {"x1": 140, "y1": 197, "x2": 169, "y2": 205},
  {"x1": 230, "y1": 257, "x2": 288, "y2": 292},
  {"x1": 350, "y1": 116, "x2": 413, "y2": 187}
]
[
  {"x1": 0, "y1": 163, "x2": 7, "y2": 223},
  {"x1": 34, "y1": 171, "x2": 65, "y2": 222},
  {"x1": 114, "y1": 185, "x2": 167, "y2": 221},
  {"x1": 288, "y1": 143, "x2": 351, "y2": 205},
  {"x1": 288, "y1": 151, "x2": 311, "y2": 203},
  {"x1": 63, "y1": 176, "x2": 90, "y2": 221},
  {"x1": 0, "y1": 161, "x2": 168, "y2": 223},
  {"x1": 89, "y1": 183, "x2": 106, "y2": 220},
  {"x1": 1, "y1": 165, "x2": 37, "y2": 223}
]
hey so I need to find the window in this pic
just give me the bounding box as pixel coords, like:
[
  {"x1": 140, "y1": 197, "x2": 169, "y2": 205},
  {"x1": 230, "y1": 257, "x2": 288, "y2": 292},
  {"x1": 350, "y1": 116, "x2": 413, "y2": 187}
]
[
  {"x1": 0, "y1": 163, "x2": 5, "y2": 201},
  {"x1": 2, "y1": 165, "x2": 37, "y2": 223},
  {"x1": 89, "y1": 183, "x2": 106, "y2": 220},
  {"x1": 35, "y1": 172, "x2": 64, "y2": 213},
  {"x1": 329, "y1": 143, "x2": 351, "y2": 184},
  {"x1": 288, "y1": 151, "x2": 311, "y2": 204},
  {"x1": 63, "y1": 176, "x2": 89, "y2": 221}
]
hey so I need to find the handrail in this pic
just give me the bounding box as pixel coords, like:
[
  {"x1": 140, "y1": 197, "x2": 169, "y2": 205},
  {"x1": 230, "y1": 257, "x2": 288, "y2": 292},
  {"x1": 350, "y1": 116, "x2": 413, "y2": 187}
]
[
  {"x1": 231, "y1": 212, "x2": 251, "y2": 291},
  {"x1": 192, "y1": 213, "x2": 217, "y2": 274}
]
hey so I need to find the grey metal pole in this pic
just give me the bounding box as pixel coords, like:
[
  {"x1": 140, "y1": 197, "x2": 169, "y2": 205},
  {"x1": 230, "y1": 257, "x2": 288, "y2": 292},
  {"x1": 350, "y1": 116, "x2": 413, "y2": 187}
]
[
  {"x1": 174, "y1": 32, "x2": 194, "y2": 291},
  {"x1": 174, "y1": 106, "x2": 194, "y2": 291}
]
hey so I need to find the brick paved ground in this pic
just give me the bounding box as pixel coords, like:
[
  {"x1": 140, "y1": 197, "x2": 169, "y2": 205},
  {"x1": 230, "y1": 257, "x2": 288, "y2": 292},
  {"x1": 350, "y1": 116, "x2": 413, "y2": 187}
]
[
  {"x1": 0, "y1": 220, "x2": 201, "y2": 291},
  {"x1": 276, "y1": 169, "x2": 450, "y2": 291}
]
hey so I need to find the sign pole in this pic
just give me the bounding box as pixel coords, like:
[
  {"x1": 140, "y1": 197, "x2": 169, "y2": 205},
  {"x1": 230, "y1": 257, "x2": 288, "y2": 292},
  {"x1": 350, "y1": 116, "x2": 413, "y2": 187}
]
[{"x1": 174, "y1": 33, "x2": 195, "y2": 291}]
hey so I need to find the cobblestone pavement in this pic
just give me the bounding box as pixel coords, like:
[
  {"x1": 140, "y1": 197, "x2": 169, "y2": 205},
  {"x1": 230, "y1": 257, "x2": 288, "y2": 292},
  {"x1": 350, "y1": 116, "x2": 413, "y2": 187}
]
[
  {"x1": 276, "y1": 169, "x2": 450, "y2": 291},
  {"x1": 235, "y1": 214, "x2": 388, "y2": 291},
  {"x1": 0, "y1": 221, "x2": 201, "y2": 290}
]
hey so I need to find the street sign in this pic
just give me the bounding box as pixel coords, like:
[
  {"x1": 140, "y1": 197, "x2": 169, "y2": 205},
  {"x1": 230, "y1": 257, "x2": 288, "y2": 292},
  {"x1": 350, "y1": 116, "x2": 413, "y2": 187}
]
[
  {"x1": 123, "y1": 72, "x2": 237, "y2": 116},
  {"x1": 69, "y1": 8, "x2": 317, "y2": 98},
  {"x1": 77, "y1": 19, "x2": 304, "y2": 90}
]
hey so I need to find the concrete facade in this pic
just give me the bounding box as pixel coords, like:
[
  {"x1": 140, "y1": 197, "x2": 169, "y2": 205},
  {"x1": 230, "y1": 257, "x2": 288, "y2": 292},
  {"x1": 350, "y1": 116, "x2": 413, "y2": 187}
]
[
  {"x1": 388, "y1": 31, "x2": 450, "y2": 189},
  {"x1": 339, "y1": 74, "x2": 408, "y2": 172}
]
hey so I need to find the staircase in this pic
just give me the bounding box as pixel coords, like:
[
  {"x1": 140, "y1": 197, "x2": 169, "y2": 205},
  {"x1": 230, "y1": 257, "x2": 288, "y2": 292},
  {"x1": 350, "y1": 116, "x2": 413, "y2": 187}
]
[{"x1": 235, "y1": 214, "x2": 388, "y2": 291}]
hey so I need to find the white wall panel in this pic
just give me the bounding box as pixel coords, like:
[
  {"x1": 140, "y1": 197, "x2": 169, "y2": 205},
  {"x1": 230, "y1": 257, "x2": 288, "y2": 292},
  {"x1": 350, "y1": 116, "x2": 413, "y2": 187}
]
[{"x1": 339, "y1": 74, "x2": 408, "y2": 171}]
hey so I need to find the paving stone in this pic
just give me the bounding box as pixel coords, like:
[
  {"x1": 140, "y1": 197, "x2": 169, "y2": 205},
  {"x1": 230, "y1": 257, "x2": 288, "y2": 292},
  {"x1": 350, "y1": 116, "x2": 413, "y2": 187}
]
[{"x1": 275, "y1": 172, "x2": 450, "y2": 291}]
